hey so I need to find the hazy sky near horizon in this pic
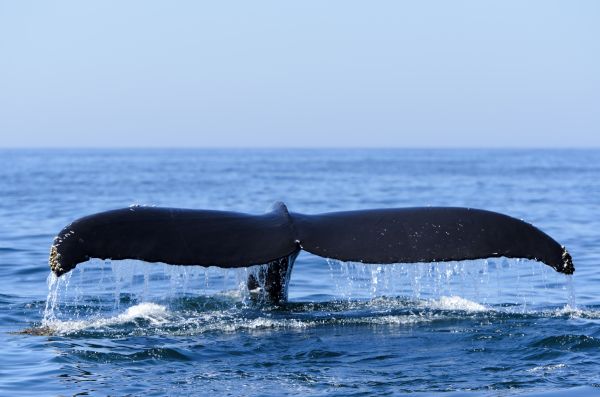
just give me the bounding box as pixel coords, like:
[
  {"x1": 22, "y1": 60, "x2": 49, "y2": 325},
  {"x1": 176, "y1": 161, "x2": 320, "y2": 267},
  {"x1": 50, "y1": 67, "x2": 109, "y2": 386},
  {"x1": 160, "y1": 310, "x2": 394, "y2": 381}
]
[{"x1": 0, "y1": 1, "x2": 598, "y2": 148}]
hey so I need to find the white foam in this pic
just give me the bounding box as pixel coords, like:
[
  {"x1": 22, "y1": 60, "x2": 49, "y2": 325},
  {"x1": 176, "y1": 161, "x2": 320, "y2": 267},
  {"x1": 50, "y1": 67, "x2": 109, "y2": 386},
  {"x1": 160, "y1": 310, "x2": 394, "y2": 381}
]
[
  {"x1": 43, "y1": 302, "x2": 170, "y2": 334},
  {"x1": 349, "y1": 314, "x2": 430, "y2": 326},
  {"x1": 181, "y1": 314, "x2": 428, "y2": 334},
  {"x1": 547, "y1": 304, "x2": 600, "y2": 319},
  {"x1": 180, "y1": 309, "x2": 310, "y2": 332},
  {"x1": 426, "y1": 296, "x2": 488, "y2": 312},
  {"x1": 221, "y1": 318, "x2": 309, "y2": 332},
  {"x1": 527, "y1": 363, "x2": 566, "y2": 373},
  {"x1": 119, "y1": 302, "x2": 169, "y2": 323}
]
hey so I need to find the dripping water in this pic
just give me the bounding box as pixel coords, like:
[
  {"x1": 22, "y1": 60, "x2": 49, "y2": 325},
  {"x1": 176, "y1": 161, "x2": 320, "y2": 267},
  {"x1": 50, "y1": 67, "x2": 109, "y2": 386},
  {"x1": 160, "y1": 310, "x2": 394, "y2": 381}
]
[
  {"x1": 324, "y1": 257, "x2": 576, "y2": 311},
  {"x1": 42, "y1": 258, "x2": 293, "y2": 324},
  {"x1": 41, "y1": 256, "x2": 577, "y2": 329}
]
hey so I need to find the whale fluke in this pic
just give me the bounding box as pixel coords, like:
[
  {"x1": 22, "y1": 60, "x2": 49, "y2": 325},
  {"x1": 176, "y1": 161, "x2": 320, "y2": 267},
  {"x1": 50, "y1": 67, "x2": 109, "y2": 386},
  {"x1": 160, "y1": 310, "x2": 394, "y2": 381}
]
[
  {"x1": 49, "y1": 202, "x2": 574, "y2": 303},
  {"x1": 294, "y1": 207, "x2": 573, "y2": 274}
]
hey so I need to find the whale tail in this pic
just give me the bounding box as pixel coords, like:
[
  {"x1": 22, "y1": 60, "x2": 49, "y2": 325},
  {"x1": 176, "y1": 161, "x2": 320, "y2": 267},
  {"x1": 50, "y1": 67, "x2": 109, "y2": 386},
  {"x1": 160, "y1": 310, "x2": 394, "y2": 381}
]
[{"x1": 49, "y1": 202, "x2": 574, "y2": 303}]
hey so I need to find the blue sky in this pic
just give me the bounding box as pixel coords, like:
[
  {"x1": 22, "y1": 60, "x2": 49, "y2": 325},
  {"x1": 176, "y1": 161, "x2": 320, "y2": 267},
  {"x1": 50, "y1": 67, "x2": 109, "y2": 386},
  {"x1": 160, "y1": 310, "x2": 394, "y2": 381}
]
[{"x1": 0, "y1": 1, "x2": 598, "y2": 147}]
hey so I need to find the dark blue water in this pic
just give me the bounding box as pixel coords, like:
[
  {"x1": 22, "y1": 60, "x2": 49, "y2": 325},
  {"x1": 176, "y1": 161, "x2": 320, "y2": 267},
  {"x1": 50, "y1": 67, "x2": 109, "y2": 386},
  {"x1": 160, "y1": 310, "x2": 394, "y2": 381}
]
[{"x1": 1, "y1": 149, "x2": 599, "y2": 396}]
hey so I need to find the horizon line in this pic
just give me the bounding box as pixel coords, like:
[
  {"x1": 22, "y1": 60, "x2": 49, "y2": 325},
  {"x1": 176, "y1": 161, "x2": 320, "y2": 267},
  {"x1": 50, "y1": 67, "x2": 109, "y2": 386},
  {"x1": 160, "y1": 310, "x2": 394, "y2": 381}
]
[{"x1": 0, "y1": 146, "x2": 599, "y2": 150}]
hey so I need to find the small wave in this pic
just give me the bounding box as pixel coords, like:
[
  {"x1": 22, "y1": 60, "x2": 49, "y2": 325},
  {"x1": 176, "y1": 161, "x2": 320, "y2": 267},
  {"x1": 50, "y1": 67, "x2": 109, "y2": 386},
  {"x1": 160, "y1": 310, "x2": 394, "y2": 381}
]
[
  {"x1": 73, "y1": 347, "x2": 191, "y2": 363},
  {"x1": 530, "y1": 334, "x2": 600, "y2": 351},
  {"x1": 0, "y1": 246, "x2": 26, "y2": 253}
]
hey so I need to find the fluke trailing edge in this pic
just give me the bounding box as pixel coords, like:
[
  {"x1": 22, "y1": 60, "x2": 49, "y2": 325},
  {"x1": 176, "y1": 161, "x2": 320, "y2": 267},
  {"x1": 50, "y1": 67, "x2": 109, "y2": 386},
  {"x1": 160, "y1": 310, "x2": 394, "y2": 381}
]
[{"x1": 49, "y1": 202, "x2": 574, "y2": 302}]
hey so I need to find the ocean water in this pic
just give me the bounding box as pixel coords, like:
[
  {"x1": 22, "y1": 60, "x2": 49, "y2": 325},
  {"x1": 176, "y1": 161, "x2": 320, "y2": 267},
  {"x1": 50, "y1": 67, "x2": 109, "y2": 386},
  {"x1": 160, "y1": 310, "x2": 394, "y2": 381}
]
[{"x1": 1, "y1": 149, "x2": 599, "y2": 396}]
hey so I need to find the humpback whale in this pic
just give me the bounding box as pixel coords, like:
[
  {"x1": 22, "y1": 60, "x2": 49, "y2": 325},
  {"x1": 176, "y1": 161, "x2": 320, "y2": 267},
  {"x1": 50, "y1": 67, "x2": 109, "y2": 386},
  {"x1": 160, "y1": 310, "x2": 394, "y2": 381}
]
[{"x1": 49, "y1": 202, "x2": 574, "y2": 303}]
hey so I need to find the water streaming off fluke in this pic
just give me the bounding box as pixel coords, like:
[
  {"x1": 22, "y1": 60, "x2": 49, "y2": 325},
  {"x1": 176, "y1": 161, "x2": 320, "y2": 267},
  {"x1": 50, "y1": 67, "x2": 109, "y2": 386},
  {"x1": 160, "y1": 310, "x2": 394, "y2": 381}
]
[{"x1": 37, "y1": 257, "x2": 583, "y2": 337}]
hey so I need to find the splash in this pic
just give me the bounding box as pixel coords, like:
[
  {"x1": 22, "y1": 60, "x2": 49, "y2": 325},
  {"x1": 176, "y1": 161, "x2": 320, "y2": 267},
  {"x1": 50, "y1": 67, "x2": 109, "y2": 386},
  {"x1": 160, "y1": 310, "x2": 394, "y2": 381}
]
[
  {"x1": 41, "y1": 259, "x2": 280, "y2": 325},
  {"x1": 44, "y1": 302, "x2": 170, "y2": 335},
  {"x1": 427, "y1": 296, "x2": 487, "y2": 312},
  {"x1": 37, "y1": 256, "x2": 581, "y2": 337}
]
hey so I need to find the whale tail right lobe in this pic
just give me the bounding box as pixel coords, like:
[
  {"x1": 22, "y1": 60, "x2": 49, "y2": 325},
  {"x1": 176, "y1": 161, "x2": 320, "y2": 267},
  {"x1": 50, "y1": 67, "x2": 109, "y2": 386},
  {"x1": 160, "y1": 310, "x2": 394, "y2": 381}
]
[{"x1": 293, "y1": 207, "x2": 574, "y2": 275}]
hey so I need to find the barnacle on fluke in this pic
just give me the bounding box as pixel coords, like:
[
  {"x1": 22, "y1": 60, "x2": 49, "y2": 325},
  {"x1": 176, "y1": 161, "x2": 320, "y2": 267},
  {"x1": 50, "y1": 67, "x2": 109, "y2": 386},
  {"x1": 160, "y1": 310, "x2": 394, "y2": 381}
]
[
  {"x1": 561, "y1": 246, "x2": 575, "y2": 274},
  {"x1": 49, "y1": 245, "x2": 63, "y2": 276},
  {"x1": 49, "y1": 203, "x2": 574, "y2": 303}
]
